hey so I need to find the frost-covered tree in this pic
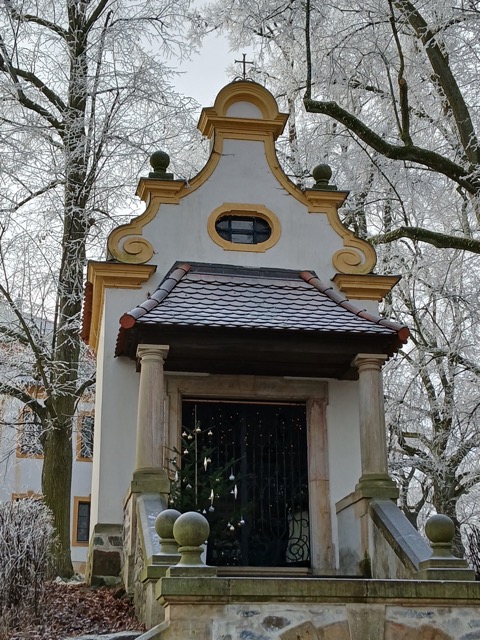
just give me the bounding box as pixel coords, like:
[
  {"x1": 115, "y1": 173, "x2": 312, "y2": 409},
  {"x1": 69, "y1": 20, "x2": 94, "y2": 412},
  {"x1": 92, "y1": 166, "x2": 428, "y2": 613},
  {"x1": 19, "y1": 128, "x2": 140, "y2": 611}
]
[
  {"x1": 203, "y1": 0, "x2": 480, "y2": 253},
  {"x1": 0, "y1": 0, "x2": 201, "y2": 576},
  {"x1": 384, "y1": 244, "x2": 480, "y2": 554}
]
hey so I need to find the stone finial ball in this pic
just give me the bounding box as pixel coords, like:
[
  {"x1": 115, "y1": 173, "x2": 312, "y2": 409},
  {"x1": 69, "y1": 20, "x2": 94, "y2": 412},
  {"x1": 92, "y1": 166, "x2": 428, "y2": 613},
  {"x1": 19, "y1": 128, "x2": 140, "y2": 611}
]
[
  {"x1": 173, "y1": 511, "x2": 210, "y2": 547},
  {"x1": 425, "y1": 514, "x2": 455, "y2": 544},
  {"x1": 150, "y1": 150, "x2": 170, "y2": 171},
  {"x1": 312, "y1": 163, "x2": 332, "y2": 182},
  {"x1": 155, "y1": 508, "x2": 181, "y2": 539}
]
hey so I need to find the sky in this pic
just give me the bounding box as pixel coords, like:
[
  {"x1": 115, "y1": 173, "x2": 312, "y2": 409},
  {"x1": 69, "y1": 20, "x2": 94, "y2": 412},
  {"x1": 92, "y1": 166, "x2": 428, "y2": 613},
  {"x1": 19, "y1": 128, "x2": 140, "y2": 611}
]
[{"x1": 174, "y1": 29, "x2": 256, "y2": 109}]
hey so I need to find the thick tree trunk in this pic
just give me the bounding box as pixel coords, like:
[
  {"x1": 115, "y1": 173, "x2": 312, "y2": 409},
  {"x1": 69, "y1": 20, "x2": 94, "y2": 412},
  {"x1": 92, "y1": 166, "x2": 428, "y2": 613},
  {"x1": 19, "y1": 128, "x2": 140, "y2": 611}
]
[
  {"x1": 41, "y1": 415, "x2": 74, "y2": 578},
  {"x1": 42, "y1": 214, "x2": 86, "y2": 575},
  {"x1": 40, "y1": 5, "x2": 89, "y2": 576}
]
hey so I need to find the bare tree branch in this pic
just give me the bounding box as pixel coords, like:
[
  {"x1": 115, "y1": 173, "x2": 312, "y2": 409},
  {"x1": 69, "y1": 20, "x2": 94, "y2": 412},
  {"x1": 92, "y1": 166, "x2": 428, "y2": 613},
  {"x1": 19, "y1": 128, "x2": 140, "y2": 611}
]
[
  {"x1": 394, "y1": 0, "x2": 480, "y2": 166},
  {"x1": 370, "y1": 226, "x2": 480, "y2": 253},
  {"x1": 303, "y1": 97, "x2": 476, "y2": 194}
]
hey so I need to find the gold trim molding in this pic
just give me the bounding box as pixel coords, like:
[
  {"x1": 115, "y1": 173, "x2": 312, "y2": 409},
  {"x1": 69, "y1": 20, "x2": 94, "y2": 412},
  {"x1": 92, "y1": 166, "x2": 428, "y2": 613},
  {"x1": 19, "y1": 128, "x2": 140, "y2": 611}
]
[
  {"x1": 85, "y1": 261, "x2": 156, "y2": 353},
  {"x1": 106, "y1": 80, "x2": 378, "y2": 276},
  {"x1": 207, "y1": 203, "x2": 281, "y2": 253},
  {"x1": 304, "y1": 189, "x2": 377, "y2": 275},
  {"x1": 198, "y1": 81, "x2": 288, "y2": 140},
  {"x1": 332, "y1": 273, "x2": 401, "y2": 301}
]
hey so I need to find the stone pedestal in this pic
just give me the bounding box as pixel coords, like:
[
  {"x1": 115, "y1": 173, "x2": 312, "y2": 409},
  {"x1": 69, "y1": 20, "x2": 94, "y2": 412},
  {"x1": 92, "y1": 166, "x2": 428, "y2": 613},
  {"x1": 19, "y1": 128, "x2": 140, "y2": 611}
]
[
  {"x1": 336, "y1": 492, "x2": 372, "y2": 576},
  {"x1": 85, "y1": 523, "x2": 123, "y2": 586},
  {"x1": 417, "y1": 514, "x2": 475, "y2": 581}
]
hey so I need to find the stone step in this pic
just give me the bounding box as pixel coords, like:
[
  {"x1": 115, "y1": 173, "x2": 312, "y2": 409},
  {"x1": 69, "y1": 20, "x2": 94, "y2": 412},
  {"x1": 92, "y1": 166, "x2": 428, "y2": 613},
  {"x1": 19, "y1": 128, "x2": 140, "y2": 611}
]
[{"x1": 64, "y1": 631, "x2": 143, "y2": 640}]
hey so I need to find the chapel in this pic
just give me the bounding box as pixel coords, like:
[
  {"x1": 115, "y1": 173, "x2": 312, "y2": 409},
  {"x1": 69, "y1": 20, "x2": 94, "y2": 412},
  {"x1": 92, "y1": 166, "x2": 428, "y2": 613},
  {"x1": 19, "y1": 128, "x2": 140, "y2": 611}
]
[{"x1": 82, "y1": 80, "x2": 479, "y2": 639}]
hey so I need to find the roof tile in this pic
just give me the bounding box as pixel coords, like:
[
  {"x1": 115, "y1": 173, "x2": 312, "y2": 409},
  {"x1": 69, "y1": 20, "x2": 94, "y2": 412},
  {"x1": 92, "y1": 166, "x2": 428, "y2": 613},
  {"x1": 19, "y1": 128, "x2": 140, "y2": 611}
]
[{"x1": 119, "y1": 263, "x2": 409, "y2": 340}]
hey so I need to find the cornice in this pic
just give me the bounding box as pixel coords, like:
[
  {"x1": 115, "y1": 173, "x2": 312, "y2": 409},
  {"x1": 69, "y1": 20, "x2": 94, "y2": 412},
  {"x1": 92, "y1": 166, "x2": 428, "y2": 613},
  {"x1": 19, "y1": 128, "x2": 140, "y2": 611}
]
[
  {"x1": 332, "y1": 273, "x2": 401, "y2": 301},
  {"x1": 83, "y1": 261, "x2": 156, "y2": 353}
]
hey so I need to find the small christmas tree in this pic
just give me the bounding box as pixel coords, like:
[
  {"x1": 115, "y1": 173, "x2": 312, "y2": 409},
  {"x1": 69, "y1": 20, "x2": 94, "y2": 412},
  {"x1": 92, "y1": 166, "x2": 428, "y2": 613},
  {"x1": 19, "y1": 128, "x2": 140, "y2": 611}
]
[{"x1": 168, "y1": 418, "x2": 246, "y2": 564}]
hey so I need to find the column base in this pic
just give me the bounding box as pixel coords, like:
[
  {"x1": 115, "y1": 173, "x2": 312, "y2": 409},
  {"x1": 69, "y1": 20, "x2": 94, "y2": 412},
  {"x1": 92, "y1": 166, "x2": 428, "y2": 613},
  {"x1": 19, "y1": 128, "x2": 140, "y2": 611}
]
[
  {"x1": 355, "y1": 474, "x2": 399, "y2": 500},
  {"x1": 131, "y1": 468, "x2": 170, "y2": 494},
  {"x1": 418, "y1": 556, "x2": 475, "y2": 581},
  {"x1": 166, "y1": 564, "x2": 217, "y2": 578}
]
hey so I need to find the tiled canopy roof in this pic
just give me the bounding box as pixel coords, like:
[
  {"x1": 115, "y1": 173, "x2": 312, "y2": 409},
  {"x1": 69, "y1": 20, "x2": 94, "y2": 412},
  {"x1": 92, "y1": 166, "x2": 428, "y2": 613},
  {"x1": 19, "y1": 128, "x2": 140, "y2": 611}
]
[{"x1": 117, "y1": 263, "x2": 408, "y2": 353}]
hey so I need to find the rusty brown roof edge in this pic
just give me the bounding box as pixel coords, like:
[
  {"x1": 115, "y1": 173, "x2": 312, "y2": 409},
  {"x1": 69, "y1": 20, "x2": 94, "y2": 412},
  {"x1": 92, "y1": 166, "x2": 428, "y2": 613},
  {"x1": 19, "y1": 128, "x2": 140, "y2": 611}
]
[
  {"x1": 300, "y1": 271, "x2": 410, "y2": 343},
  {"x1": 119, "y1": 263, "x2": 191, "y2": 329}
]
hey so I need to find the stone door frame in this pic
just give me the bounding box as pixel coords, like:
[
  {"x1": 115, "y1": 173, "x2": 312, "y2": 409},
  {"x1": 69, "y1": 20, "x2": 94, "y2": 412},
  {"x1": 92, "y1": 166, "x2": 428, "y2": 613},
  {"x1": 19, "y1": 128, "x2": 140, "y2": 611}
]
[{"x1": 165, "y1": 373, "x2": 333, "y2": 573}]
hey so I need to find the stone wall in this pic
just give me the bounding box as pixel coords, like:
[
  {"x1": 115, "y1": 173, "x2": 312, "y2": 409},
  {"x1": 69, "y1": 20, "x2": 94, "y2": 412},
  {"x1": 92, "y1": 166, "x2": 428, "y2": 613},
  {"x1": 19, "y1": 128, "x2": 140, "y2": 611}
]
[
  {"x1": 123, "y1": 491, "x2": 137, "y2": 593},
  {"x1": 371, "y1": 518, "x2": 411, "y2": 580},
  {"x1": 85, "y1": 523, "x2": 123, "y2": 585},
  {"x1": 132, "y1": 494, "x2": 170, "y2": 629},
  {"x1": 160, "y1": 603, "x2": 480, "y2": 640},
  {"x1": 152, "y1": 577, "x2": 480, "y2": 640}
]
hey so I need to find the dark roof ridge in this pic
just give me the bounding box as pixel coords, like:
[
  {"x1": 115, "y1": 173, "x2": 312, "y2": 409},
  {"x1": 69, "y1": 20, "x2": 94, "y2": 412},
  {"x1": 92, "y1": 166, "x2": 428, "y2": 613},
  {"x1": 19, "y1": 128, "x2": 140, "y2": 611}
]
[
  {"x1": 120, "y1": 263, "x2": 191, "y2": 329},
  {"x1": 300, "y1": 271, "x2": 409, "y2": 343},
  {"x1": 182, "y1": 261, "x2": 307, "y2": 280}
]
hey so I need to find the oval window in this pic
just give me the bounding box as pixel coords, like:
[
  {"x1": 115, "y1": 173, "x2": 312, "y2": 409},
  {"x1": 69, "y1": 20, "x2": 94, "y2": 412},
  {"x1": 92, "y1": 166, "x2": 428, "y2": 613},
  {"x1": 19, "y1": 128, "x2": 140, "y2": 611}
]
[{"x1": 215, "y1": 215, "x2": 272, "y2": 245}]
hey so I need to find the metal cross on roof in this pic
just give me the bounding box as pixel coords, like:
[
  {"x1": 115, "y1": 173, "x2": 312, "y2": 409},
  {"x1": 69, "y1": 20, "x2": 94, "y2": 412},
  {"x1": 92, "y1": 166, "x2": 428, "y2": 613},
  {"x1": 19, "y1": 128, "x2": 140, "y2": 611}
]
[{"x1": 234, "y1": 53, "x2": 254, "y2": 80}]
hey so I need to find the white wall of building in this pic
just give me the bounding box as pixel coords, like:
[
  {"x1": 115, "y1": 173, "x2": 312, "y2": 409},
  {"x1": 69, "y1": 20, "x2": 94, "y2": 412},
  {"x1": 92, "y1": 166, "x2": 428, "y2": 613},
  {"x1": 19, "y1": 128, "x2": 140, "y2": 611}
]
[{"x1": 90, "y1": 288, "x2": 139, "y2": 529}]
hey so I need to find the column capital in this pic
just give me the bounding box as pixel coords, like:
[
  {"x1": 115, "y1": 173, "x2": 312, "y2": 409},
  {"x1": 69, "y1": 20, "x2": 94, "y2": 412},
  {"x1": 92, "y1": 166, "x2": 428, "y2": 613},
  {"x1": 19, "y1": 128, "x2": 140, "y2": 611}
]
[
  {"x1": 352, "y1": 353, "x2": 388, "y2": 371},
  {"x1": 136, "y1": 344, "x2": 169, "y2": 363}
]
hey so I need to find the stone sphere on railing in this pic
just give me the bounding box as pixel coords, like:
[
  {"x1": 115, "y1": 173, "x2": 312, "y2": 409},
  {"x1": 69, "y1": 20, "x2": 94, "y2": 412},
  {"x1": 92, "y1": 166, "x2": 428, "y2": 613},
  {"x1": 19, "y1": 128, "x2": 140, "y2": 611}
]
[
  {"x1": 155, "y1": 508, "x2": 181, "y2": 539},
  {"x1": 425, "y1": 514, "x2": 455, "y2": 545},
  {"x1": 173, "y1": 511, "x2": 210, "y2": 548}
]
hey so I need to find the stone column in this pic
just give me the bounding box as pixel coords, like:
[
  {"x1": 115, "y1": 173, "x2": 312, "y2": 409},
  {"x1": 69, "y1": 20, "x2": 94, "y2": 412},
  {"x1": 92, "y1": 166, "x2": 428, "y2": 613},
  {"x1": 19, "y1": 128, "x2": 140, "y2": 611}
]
[
  {"x1": 124, "y1": 345, "x2": 170, "y2": 595},
  {"x1": 132, "y1": 344, "x2": 170, "y2": 494},
  {"x1": 353, "y1": 353, "x2": 398, "y2": 499}
]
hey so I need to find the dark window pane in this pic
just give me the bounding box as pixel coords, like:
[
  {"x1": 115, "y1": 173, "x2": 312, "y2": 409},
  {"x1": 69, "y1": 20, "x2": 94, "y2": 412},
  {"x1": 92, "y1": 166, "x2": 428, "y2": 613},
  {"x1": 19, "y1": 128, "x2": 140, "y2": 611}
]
[
  {"x1": 20, "y1": 410, "x2": 43, "y2": 456},
  {"x1": 231, "y1": 220, "x2": 253, "y2": 231},
  {"x1": 215, "y1": 216, "x2": 271, "y2": 244},
  {"x1": 76, "y1": 501, "x2": 91, "y2": 542},
  {"x1": 231, "y1": 232, "x2": 254, "y2": 244}
]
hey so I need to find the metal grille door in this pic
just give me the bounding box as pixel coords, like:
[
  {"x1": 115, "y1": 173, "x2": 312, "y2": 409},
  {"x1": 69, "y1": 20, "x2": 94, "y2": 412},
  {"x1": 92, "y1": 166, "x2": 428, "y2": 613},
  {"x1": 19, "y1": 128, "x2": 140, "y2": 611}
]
[{"x1": 179, "y1": 400, "x2": 310, "y2": 568}]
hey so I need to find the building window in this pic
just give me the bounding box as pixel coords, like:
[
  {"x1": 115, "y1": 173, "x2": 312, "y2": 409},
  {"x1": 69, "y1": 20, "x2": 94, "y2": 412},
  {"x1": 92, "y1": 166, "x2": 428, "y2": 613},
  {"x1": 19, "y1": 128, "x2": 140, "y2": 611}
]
[
  {"x1": 215, "y1": 215, "x2": 272, "y2": 245},
  {"x1": 73, "y1": 497, "x2": 91, "y2": 546},
  {"x1": 208, "y1": 203, "x2": 281, "y2": 253},
  {"x1": 77, "y1": 412, "x2": 94, "y2": 460},
  {"x1": 17, "y1": 407, "x2": 43, "y2": 457}
]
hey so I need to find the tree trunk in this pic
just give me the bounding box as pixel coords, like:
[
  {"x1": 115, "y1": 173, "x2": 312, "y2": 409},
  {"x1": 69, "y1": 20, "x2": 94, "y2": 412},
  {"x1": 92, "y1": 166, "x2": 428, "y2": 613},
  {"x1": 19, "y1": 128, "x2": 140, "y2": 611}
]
[
  {"x1": 40, "y1": 5, "x2": 89, "y2": 576},
  {"x1": 41, "y1": 414, "x2": 74, "y2": 577}
]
